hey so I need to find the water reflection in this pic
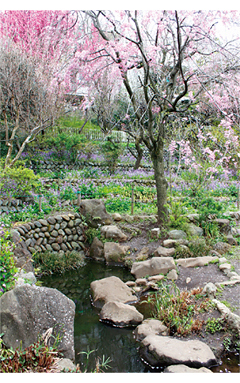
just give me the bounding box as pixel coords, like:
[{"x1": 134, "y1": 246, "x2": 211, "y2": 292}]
[{"x1": 41, "y1": 259, "x2": 146, "y2": 372}]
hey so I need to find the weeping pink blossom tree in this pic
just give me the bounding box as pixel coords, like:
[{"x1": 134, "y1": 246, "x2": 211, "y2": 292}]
[
  {"x1": 0, "y1": 10, "x2": 79, "y2": 168},
  {"x1": 75, "y1": 10, "x2": 240, "y2": 222}
]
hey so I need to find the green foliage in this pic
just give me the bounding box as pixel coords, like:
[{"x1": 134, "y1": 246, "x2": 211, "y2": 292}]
[
  {"x1": 0, "y1": 228, "x2": 17, "y2": 296},
  {"x1": 78, "y1": 347, "x2": 111, "y2": 373},
  {"x1": 100, "y1": 137, "x2": 124, "y2": 174},
  {"x1": 0, "y1": 329, "x2": 62, "y2": 372},
  {"x1": 84, "y1": 227, "x2": 101, "y2": 244},
  {"x1": 205, "y1": 317, "x2": 225, "y2": 334},
  {"x1": 33, "y1": 250, "x2": 86, "y2": 275},
  {"x1": 0, "y1": 161, "x2": 41, "y2": 198},
  {"x1": 174, "y1": 237, "x2": 211, "y2": 259},
  {"x1": 167, "y1": 199, "x2": 189, "y2": 231},
  {"x1": 105, "y1": 197, "x2": 131, "y2": 213},
  {"x1": 143, "y1": 281, "x2": 206, "y2": 335}
]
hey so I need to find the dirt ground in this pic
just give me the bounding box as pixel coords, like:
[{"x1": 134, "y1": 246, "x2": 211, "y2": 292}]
[{"x1": 117, "y1": 216, "x2": 240, "y2": 360}]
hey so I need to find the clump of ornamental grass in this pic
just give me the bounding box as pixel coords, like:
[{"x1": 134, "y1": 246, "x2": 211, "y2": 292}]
[
  {"x1": 142, "y1": 281, "x2": 211, "y2": 336},
  {"x1": 33, "y1": 250, "x2": 86, "y2": 275}
]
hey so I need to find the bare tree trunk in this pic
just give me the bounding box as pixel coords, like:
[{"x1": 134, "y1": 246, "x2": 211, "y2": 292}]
[
  {"x1": 150, "y1": 146, "x2": 168, "y2": 224},
  {"x1": 5, "y1": 109, "x2": 20, "y2": 168}
]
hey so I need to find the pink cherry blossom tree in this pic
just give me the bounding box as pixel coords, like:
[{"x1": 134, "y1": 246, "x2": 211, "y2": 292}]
[
  {"x1": 76, "y1": 10, "x2": 240, "y2": 222},
  {"x1": 0, "y1": 10, "x2": 79, "y2": 168}
]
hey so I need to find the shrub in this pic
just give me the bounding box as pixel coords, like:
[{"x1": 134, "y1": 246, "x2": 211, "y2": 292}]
[
  {"x1": 33, "y1": 250, "x2": 86, "y2": 275},
  {"x1": 0, "y1": 329, "x2": 62, "y2": 372},
  {"x1": 0, "y1": 161, "x2": 41, "y2": 198},
  {"x1": 143, "y1": 281, "x2": 208, "y2": 336},
  {"x1": 105, "y1": 197, "x2": 131, "y2": 213},
  {"x1": 0, "y1": 226, "x2": 17, "y2": 296}
]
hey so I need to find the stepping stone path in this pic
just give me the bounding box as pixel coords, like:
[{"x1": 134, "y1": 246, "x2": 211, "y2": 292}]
[
  {"x1": 90, "y1": 276, "x2": 137, "y2": 308},
  {"x1": 139, "y1": 335, "x2": 217, "y2": 369}
]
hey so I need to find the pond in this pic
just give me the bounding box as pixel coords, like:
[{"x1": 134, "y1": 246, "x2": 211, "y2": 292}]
[
  {"x1": 41, "y1": 259, "x2": 147, "y2": 372},
  {"x1": 41, "y1": 259, "x2": 239, "y2": 373}
]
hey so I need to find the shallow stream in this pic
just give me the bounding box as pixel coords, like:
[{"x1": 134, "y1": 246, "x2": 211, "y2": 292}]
[{"x1": 41, "y1": 259, "x2": 239, "y2": 373}]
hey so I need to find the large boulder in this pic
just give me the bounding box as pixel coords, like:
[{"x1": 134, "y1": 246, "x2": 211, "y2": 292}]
[
  {"x1": 134, "y1": 319, "x2": 169, "y2": 341},
  {"x1": 131, "y1": 257, "x2": 176, "y2": 279},
  {"x1": 168, "y1": 229, "x2": 187, "y2": 240},
  {"x1": 139, "y1": 335, "x2": 217, "y2": 369},
  {"x1": 89, "y1": 237, "x2": 105, "y2": 261},
  {"x1": 101, "y1": 225, "x2": 127, "y2": 242},
  {"x1": 99, "y1": 301, "x2": 143, "y2": 327},
  {"x1": 104, "y1": 242, "x2": 130, "y2": 264},
  {"x1": 153, "y1": 246, "x2": 175, "y2": 257},
  {"x1": 90, "y1": 276, "x2": 137, "y2": 308},
  {"x1": 11, "y1": 229, "x2": 34, "y2": 272},
  {"x1": 0, "y1": 285, "x2": 75, "y2": 360},
  {"x1": 79, "y1": 199, "x2": 112, "y2": 228},
  {"x1": 186, "y1": 223, "x2": 204, "y2": 237}
]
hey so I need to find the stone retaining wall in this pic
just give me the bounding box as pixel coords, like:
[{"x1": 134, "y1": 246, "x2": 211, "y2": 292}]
[
  {"x1": 14, "y1": 212, "x2": 85, "y2": 254},
  {"x1": 0, "y1": 196, "x2": 34, "y2": 214},
  {"x1": 28, "y1": 159, "x2": 152, "y2": 173}
]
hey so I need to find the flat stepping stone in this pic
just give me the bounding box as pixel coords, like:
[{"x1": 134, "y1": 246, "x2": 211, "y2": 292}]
[
  {"x1": 131, "y1": 257, "x2": 176, "y2": 279},
  {"x1": 99, "y1": 301, "x2": 143, "y2": 327},
  {"x1": 176, "y1": 256, "x2": 218, "y2": 268},
  {"x1": 139, "y1": 335, "x2": 217, "y2": 368},
  {"x1": 90, "y1": 276, "x2": 137, "y2": 308},
  {"x1": 163, "y1": 364, "x2": 213, "y2": 373},
  {"x1": 134, "y1": 319, "x2": 168, "y2": 341}
]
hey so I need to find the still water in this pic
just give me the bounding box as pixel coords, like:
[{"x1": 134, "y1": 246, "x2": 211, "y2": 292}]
[
  {"x1": 41, "y1": 259, "x2": 239, "y2": 373},
  {"x1": 41, "y1": 259, "x2": 147, "y2": 372}
]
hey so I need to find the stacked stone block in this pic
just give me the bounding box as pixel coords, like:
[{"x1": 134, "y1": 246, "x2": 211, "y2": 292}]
[{"x1": 15, "y1": 212, "x2": 85, "y2": 254}]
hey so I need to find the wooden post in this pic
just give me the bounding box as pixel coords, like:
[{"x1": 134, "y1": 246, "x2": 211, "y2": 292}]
[
  {"x1": 131, "y1": 184, "x2": 134, "y2": 215},
  {"x1": 77, "y1": 191, "x2": 81, "y2": 206},
  {"x1": 237, "y1": 185, "x2": 240, "y2": 209},
  {"x1": 38, "y1": 195, "x2": 42, "y2": 211}
]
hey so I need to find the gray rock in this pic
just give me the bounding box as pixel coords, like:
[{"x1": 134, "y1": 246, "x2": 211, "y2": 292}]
[
  {"x1": 79, "y1": 199, "x2": 112, "y2": 228},
  {"x1": 101, "y1": 225, "x2": 127, "y2": 242},
  {"x1": 67, "y1": 220, "x2": 74, "y2": 228},
  {"x1": 226, "y1": 234, "x2": 238, "y2": 246},
  {"x1": 176, "y1": 256, "x2": 218, "y2": 268},
  {"x1": 187, "y1": 223, "x2": 203, "y2": 237},
  {"x1": 52, "y1": 243, "x2": 60, "y2": 251},
  {"x1": 153, "y1": 245, "x2": 175, "y2": 257},
  {"x1": 136, "y1": 246, "x2": 149, "y2": 260},
  {"x1": 213, "y1": 242, "x2": 231, "y2": 255},
  {"x1": 212, "y1": 299, "x2": 240, "y2": 335},
  {"x1": 164, "y1": 364, "x2": 213, "y2": 373},
  {"x1": 166, "y1": 269, "x2": 178, "y2": 280},
  {"x1": 89, "y1": 237, "x2": 105, "y2": 260},
  {"x1": 131, "y1": 257, "x2": 176, "y2": 279},
  {"x1": 71, "y1": 242, "x2": 80, "y2": 250},
  {"x1": 202, "y1": 282, "x2": 217, "y2": 298},
  {"x1": 213, "y1": 219, "x2": 231, "y2": 234},
  {"x1": 38, "y1": 219, "x2": 48, "y2": 226},
  {"x1": 134, "y1": 319, "x2": 169, "y2": 341},
  {"x1": 47, "y1": 217, "x2": 56, "y2": 225},
  {"x1": 11, "y1": 230, "x2": 34, "y2": 272},
  {"x1": 104, "y1": 242, "x2": 130, "y2": 264},
  {"x1": 90, "y1": 276, "x2": 137, "y2": 308},
  {"x1": 100, "y1": 301, "x2": 143, "y2": 327},
  {"x1": 168, "y1": 229, "x2": 187, "y2": 240},
  {"x1": 60, "y1": 221, "x2": 68, "y2": 229},
  {"x1": 0, "y1": 285, "x2": 75, "y2": 360},
  {"x1": 112, "y1": 213, "x2": 122, "y2": 221},
  {"x1": 140, "y1": 335, "x2": 217, "y2": 368},
  {"x1": 56, "y1": 358, "x2": 76, "y2": 372}
]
